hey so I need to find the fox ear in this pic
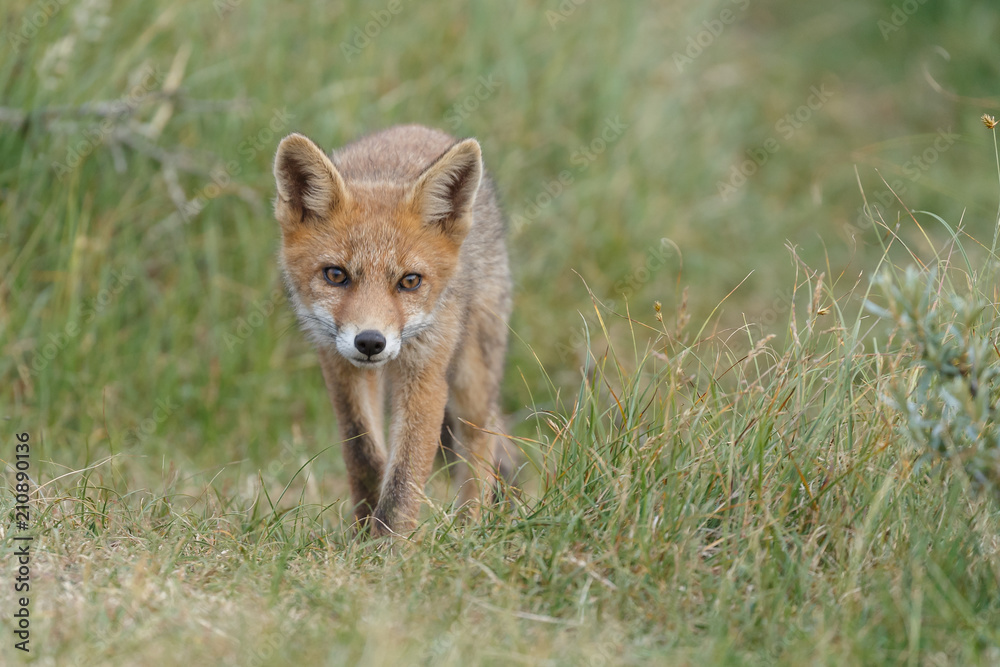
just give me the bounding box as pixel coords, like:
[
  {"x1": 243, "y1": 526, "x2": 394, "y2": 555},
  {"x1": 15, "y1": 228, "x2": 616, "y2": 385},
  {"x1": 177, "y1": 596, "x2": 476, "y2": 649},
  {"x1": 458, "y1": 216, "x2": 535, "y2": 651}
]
[
  {"x1": 412, "y1": 138, "x2": 482, "y2": 241},
  {"x1": 273, "y1": 133, "x2": 348, "y2": 225}
]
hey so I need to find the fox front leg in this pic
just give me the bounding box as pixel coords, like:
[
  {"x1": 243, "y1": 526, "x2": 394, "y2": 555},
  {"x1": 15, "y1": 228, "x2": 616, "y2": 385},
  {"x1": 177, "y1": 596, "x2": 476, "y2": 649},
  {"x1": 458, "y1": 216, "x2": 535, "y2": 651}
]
[
  {"x1": 318, "y1": 349, "x2": 387, "y2": 529},
  {"x1": 371, "y1": 368, "x2": 449, "y2": 536}
]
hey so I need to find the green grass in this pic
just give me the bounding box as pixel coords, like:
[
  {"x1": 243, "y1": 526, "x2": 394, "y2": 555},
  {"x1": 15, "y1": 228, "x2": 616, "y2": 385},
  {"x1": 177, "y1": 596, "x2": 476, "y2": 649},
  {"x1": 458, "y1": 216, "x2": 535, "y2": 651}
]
[{"x1": 3, "y1": 0, "x2": 1000, "y2": 664}]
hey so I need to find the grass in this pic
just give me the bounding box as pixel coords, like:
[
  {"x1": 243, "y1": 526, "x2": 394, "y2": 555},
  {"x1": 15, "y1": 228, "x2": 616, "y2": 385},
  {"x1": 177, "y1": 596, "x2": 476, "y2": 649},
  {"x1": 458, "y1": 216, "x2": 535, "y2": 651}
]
[{"x1": 3, "y1": 0, "x2": 1000, "y2": 664}]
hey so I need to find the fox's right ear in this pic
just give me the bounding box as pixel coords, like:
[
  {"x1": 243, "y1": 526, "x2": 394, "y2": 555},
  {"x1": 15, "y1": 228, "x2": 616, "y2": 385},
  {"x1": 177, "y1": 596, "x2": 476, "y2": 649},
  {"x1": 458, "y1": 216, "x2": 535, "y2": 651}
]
[{"x1": 273, "y1": 133, "x2": 348, "y2": 225}]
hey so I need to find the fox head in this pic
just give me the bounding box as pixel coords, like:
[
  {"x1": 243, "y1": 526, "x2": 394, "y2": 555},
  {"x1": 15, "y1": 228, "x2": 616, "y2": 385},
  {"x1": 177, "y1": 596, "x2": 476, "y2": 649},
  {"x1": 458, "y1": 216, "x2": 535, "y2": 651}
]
[{"x1": 272, "y1": 132, "x2": 482, "y2": 368}]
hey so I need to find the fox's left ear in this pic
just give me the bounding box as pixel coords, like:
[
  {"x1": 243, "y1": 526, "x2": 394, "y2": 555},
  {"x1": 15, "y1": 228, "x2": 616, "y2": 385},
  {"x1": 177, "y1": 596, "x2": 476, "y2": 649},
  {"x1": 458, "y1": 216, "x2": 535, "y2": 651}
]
[{"x1": 412, "y1": 138, "x2": 482, "y2": 242}]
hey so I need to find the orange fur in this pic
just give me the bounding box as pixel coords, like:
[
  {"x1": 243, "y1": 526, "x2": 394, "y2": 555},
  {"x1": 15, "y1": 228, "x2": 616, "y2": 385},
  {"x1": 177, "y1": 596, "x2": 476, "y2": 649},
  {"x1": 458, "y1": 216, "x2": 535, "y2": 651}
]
[{"x1": 273, "y1": 125, "x2": 511, "y2": 536}]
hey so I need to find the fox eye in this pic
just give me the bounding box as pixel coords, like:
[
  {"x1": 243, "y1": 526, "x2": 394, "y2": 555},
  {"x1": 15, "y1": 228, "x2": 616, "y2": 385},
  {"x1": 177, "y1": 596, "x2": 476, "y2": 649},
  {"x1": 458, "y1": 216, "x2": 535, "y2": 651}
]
[
  {"x1": 398, "y1": 273, "x2": 422, "y2": 291},
  {"x1": 323, "y1": 266, "x2": 349, "y2": 286}
]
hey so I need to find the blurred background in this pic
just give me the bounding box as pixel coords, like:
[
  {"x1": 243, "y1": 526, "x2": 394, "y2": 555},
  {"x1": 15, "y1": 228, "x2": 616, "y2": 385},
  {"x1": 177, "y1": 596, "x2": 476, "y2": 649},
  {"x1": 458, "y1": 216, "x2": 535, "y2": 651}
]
[{"x1": 2, "y1": 0, "x2": 999, "y2": 501}]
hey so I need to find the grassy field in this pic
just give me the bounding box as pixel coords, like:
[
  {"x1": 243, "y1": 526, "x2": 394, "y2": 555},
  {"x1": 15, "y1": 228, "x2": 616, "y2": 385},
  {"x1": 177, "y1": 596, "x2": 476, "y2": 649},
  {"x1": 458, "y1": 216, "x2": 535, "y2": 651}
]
[{"x1": 3, "y1": 0, "x2": 1000, "y2": 664}]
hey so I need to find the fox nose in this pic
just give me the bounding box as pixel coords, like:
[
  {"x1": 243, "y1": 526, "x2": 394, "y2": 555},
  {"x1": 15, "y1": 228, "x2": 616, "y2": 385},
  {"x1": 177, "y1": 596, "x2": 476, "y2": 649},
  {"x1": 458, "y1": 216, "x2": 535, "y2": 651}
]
[{"x1": 354, "y1": 330, "x2": 386, "y2": 357}]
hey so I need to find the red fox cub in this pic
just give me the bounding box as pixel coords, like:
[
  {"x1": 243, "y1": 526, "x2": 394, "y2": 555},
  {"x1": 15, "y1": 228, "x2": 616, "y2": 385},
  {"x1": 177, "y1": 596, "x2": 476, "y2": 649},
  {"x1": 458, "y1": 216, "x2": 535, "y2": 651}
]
[{"x1": 272, "y1": 125, "x2": 511, "y2": 536}]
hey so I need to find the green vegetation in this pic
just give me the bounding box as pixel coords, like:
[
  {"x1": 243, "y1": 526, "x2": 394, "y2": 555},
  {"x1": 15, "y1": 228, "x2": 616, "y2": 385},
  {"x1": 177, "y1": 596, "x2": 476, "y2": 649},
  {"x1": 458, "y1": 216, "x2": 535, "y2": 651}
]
[{"x1": 2, "y1": 0, "x2": 1000, "y2": 664}]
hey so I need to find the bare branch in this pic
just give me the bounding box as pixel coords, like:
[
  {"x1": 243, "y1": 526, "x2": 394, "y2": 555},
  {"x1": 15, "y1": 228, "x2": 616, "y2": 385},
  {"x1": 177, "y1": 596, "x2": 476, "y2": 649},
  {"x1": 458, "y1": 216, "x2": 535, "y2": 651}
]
[{"x1": 0, "y1": 91, "x2": 249, "y2": 131}]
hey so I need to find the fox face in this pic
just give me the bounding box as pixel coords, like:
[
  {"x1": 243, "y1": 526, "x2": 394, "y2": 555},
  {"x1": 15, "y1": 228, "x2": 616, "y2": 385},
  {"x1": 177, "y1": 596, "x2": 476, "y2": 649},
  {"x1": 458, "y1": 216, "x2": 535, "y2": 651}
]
[{"x1": 273, "y1": 133, "x2": 482, "y2": 368}]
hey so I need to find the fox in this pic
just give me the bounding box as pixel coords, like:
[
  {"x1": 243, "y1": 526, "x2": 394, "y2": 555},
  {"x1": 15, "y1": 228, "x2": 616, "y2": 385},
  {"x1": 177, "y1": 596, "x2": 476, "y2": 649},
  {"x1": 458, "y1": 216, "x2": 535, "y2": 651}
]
[{"x1": 272, "y1": 124, "x2": 512, "y2": 537}]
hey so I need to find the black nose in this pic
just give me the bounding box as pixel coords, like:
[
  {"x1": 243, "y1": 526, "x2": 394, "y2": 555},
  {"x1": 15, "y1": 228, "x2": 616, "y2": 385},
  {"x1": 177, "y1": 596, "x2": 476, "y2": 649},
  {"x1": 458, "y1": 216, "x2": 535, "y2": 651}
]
[{"x1": 354, "y1": 330, "x2": 386, "y2": 357}]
